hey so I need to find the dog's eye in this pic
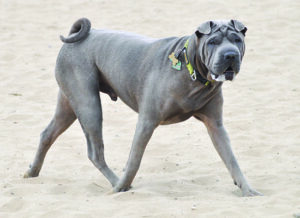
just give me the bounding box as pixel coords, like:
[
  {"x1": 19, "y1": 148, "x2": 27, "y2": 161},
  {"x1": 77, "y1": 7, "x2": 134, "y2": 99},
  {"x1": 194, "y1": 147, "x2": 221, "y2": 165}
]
[
  {"x1": 235, "y1": 38, "x2": 242, "y2": 43},
  {"x1": 208, "y1": 39, "x2": 217, "y2": 45}
]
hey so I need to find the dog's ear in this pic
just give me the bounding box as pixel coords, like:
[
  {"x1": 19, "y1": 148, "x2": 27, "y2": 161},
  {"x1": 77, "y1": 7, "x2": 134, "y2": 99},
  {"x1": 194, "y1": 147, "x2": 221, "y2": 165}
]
[
  {"x1": 195, "y1": 21, "x2": 213, "y2": 38},
  {"x1": 231, "y1": 20, "x2": 247, "y2": 36}
]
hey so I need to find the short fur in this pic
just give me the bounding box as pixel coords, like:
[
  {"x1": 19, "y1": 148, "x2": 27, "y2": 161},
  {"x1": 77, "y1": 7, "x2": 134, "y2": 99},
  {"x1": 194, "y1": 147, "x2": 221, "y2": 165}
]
[{"x1": 25, "y1": 18, "x2": 261, "y2": 196}]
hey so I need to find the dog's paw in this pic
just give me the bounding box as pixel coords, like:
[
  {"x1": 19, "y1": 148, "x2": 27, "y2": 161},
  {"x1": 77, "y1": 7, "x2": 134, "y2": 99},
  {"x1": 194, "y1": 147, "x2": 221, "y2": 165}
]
[
  {"x1": 23, "y1": 170, "x2": 34, "y2": 178},
  {"x1": 112, "y1": 184, "x2": 132, "y2": 193},
  {"x1": 23, "y1": 166, "x2": 39, "y2": 178},
  {"x1": 242, "y1": 188, "x2": 263, "y2": 197}
]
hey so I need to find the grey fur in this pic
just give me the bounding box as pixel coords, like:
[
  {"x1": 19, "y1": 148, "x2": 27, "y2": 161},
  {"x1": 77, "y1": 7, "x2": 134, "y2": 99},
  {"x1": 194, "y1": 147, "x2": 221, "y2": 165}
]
[{"x1": 24, "y1": 18, "x2": 261, "y2": 196}]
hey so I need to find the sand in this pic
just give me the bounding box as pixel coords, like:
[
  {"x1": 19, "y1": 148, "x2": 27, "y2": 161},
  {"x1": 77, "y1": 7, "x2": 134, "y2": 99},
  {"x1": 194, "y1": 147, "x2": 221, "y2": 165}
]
[{"x1": 0, "y1": 0, "x2": 299, "y2": 217}]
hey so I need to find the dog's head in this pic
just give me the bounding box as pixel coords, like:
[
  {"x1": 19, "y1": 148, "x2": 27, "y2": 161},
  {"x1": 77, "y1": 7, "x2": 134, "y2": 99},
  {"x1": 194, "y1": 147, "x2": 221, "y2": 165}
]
[{"x1": 195, "y1": 20, "x2": 247, "y2": 82}]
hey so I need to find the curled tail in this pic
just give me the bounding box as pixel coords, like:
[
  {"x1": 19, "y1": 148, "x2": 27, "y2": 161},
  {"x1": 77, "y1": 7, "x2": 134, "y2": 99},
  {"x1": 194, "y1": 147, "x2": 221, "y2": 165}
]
[{"x1": 60, "y1": 18, "x2": 91, "y2": 43}]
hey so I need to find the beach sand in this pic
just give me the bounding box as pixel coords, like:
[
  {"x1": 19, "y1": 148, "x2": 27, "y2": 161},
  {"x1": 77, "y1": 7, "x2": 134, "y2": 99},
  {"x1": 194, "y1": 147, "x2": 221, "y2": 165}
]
[{"x1": 0, "y1": 0, "x2": 299, "y2": 217}]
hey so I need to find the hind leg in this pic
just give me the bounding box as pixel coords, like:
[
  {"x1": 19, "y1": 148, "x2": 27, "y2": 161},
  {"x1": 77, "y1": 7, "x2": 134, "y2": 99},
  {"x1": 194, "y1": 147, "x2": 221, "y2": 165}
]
[
  {"x1": 57, "y1": 69, "x2": 119, "y2": 186},
  {"x1": 24, "y1": 90, "x2": 77, "y2": 178},
  {"x1": 76, "y1": 92, "x2": 119, "y2": 186}
]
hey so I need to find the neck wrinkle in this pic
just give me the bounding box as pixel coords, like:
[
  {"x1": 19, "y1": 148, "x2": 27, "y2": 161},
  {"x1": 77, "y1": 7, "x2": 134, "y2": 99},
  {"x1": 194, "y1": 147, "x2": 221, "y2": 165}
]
[
  {"x1": 188, "y1": 35, "x2": 209, "y2": 80},
  {"x1": 195, "y1": 51, "x2": 209, "y2": 79}
]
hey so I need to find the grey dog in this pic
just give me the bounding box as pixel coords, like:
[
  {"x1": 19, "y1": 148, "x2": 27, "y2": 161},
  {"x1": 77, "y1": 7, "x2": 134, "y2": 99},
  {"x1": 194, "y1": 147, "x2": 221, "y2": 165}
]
[{"x1": 24, "y1": 18, "x2": 262, "y2": 196}]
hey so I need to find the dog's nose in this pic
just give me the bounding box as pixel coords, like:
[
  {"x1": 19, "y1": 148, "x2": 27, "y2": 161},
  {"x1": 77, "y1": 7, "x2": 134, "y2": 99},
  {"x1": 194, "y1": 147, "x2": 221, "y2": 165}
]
[{"x1": 224, "y1": 51, "x2": 238, "y2": 61}]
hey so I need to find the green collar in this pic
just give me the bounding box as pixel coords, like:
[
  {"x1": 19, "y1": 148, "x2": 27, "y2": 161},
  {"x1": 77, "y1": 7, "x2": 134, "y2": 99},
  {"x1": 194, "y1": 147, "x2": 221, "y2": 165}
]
[{"x1": 183, "y1": 39, "x2": 211, "y2": 86}]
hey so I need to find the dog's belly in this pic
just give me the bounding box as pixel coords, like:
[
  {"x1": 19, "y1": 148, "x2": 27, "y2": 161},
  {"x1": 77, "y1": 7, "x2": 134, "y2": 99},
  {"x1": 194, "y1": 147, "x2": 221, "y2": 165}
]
[{"x1": 159, "y1": 112, "x2": 193, "y2": 125}]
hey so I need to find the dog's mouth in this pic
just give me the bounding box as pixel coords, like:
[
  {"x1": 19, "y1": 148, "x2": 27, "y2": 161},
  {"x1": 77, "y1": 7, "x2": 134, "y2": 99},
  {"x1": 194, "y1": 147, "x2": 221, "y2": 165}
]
[
  {"x1": 224, "y1": 66, "x2": 235, "y2": 81},
  {"x1": 211, "y1": 66, "x2": 235, "y2": 82}
]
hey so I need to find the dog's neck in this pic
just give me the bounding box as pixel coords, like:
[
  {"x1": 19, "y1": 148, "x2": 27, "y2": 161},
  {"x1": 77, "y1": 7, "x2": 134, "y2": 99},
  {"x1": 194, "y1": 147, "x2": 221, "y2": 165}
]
[{"x1": 186, "y1": 34, "x2": 211, "y2": 85}]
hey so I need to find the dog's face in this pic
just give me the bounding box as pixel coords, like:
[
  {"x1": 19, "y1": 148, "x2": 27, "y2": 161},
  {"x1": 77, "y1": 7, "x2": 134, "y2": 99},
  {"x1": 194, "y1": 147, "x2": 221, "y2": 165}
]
[{"x1": 195, "y1": 20, "x2": 247, "y2": 82}]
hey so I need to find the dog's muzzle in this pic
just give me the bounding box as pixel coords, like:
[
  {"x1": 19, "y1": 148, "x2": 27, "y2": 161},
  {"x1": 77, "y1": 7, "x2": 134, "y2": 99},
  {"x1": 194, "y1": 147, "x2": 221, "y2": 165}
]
[{"x1": 211, "y1": 67, "x2": 236, "y2": 82}]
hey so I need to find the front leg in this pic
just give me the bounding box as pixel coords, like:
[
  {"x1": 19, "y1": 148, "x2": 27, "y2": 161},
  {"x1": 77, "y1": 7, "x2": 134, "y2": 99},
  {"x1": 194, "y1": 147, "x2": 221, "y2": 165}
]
[
  {"x1": 204, "y1": 119, "x2": 262, "y2": 196},
  {"x1": 195, "y1": 94, "x2": 262, "y2": 196},
  {"x1": 113, "y1": 116, "x2": 157, "y2": 192}
]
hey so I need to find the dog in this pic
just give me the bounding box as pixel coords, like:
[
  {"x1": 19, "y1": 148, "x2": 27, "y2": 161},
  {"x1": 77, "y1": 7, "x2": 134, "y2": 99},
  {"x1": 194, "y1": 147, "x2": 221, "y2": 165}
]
[{"x1": 24, "y1": 18, "x2": 261, "y2": 196}]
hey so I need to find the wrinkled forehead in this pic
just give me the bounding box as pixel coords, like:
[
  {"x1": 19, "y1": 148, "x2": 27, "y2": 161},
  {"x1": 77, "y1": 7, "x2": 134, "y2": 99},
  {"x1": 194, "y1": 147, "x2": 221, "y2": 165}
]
[{"x1": 210, "y1": 20, "x2": 236, "y2": 34}]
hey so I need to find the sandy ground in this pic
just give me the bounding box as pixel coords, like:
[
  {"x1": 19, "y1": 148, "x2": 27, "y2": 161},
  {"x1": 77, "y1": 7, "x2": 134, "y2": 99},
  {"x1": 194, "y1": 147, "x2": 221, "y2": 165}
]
[{"x1": 0, "y1": 0, "x2": 299, "y2": 217}]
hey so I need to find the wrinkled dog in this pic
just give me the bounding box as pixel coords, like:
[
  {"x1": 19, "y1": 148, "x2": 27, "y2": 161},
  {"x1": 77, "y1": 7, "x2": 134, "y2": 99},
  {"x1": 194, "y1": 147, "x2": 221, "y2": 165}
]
[{"x1": 25, "y1": 18, "x2": 261, "y2": 196}]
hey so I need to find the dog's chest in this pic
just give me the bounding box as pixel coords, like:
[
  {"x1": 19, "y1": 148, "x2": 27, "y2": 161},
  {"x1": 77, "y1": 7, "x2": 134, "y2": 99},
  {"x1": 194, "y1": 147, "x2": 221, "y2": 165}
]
[{"x1": 159, "y1": 84, "x2": 221, "y2": 124}]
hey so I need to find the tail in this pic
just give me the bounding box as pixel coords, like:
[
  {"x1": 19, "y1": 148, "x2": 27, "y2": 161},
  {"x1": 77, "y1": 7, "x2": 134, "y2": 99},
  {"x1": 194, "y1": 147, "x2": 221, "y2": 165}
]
[{"x1": 60, "y1": 18, "x2": 91, "y2": 43}]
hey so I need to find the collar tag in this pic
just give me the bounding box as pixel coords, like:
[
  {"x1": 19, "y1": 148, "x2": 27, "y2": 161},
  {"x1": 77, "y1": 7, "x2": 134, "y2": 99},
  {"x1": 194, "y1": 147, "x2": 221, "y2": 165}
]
[{"x1": 168, "y1": 52, "x2": 182, "y2": 70}]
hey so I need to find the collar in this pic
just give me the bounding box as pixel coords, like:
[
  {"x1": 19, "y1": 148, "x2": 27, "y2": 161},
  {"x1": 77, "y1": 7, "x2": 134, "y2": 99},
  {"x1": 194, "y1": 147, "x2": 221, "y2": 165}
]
[{"x1": 180, "y1": 39, "x2": 211, "y2": 86}]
